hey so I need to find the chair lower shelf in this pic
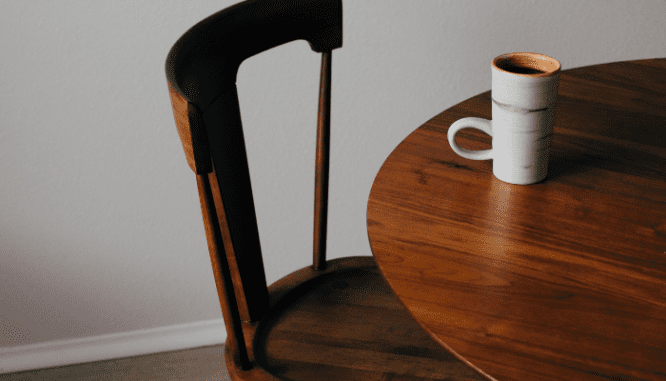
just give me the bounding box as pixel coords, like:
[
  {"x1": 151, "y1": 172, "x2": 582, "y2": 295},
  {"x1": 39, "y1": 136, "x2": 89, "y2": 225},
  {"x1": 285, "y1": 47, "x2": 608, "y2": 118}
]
[{"x1": 225, "y1": 256, "x2": 486, "y2": 381}]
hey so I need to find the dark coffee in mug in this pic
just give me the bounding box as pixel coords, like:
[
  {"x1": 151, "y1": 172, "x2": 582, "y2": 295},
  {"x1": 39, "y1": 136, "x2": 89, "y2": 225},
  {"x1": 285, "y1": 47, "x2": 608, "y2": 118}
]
[
  {"x1": 493, "y1": 54, "x2": 556, "y2": 76},
  {"x1": 496, "y1": 63, "x2": 545, "y2": 75}
]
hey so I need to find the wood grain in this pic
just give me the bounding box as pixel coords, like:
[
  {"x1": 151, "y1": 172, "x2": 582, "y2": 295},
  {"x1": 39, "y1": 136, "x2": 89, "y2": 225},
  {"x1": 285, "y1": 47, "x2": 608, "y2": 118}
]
[
  {"x1": 367, "y1": 58, "x2": 666, "y2": 381},
  {"x1": 225, "y1": 257, "x2": 486, "y2": 381}
]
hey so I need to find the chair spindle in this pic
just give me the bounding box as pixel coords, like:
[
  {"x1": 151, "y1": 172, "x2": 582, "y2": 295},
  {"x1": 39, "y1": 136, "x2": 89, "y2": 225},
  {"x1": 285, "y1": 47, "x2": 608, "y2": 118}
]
[{"x1": 313, "y1": 51, "x2": 332, "y2": 271}]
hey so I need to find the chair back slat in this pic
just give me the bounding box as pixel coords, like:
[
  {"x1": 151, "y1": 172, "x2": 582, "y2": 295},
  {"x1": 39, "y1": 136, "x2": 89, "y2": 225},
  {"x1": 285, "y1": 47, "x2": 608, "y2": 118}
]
[
  {"x1": 166, "y1": 0, "x2": 343, "y2": 325},
  {"x1": 197, "y1": 173, "x2": 251, "y2": 369},
  {"x1": 202, "y1": 87, "x2": 269, "y2": 322}
]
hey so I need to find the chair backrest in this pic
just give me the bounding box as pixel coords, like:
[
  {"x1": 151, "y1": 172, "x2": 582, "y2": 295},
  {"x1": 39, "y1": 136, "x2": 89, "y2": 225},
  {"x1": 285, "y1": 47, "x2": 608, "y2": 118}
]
[{"x1": 165, "y1": 0, "x2": 342, "y2": 369}]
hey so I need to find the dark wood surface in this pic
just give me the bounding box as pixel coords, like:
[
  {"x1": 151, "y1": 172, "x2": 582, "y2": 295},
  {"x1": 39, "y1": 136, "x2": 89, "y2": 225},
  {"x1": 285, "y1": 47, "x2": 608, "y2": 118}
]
[
  {"x1": 367, "y1": 58, "x2": 666, "y2": 381},
  {"x1": 226, "y1": 257, "x2": 487, "y2": 381}
]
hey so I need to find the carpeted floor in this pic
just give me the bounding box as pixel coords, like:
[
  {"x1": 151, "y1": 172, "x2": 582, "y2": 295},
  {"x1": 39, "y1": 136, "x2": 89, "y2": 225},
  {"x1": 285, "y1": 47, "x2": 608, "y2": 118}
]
[{"x1": 0, "y1": 345, "x2": 230, "y2": 381}]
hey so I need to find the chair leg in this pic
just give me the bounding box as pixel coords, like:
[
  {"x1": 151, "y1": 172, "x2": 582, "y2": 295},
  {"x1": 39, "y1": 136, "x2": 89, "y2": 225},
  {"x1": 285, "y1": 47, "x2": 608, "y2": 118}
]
[{"x1": 313, "y1": 51, "x2": 332, "y2": 271}]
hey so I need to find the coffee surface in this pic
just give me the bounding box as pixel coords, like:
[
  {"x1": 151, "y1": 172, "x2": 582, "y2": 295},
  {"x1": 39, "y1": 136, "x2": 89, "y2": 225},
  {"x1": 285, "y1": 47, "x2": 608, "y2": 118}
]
[{"x1": 498, "y1": 62, "x2": 545, "y2": 75}]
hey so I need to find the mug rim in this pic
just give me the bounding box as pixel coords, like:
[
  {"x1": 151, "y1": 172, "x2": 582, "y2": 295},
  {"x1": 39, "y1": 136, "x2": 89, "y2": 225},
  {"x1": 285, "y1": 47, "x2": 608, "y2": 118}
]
[{"x1": 492, "y1": 52, "x2": 561, "y2": 78}]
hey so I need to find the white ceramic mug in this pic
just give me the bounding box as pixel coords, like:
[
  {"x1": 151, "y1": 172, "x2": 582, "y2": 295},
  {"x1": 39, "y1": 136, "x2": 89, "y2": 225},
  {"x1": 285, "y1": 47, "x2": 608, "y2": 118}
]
[{"x1": 447, "y1": 52, "x2": 561, "y2": 184}]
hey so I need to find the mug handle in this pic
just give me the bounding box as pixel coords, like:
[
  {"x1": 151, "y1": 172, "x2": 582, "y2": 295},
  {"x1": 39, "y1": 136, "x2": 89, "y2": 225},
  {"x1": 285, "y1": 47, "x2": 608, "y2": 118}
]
[{"x1": 447, "y1": 117, "x2": 493, "y2": 160}]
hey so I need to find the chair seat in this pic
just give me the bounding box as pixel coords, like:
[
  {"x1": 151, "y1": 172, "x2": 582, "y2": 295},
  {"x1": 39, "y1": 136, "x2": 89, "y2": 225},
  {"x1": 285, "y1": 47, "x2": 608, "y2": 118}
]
[{"x1": 227, "y1": 256, "x2": 485, "y2": 381}]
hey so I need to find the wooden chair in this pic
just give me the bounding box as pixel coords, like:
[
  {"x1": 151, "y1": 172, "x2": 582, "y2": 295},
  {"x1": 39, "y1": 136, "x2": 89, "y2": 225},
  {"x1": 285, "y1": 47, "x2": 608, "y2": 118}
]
[{"x1": 165, "y1": 1, "x2": 485, "y2": 380}]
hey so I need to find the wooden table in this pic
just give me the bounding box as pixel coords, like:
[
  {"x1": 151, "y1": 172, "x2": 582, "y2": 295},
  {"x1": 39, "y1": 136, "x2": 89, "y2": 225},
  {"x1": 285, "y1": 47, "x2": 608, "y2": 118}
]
[{"x1": 366, "y1": 58, "x2": 666, "y2": 381}]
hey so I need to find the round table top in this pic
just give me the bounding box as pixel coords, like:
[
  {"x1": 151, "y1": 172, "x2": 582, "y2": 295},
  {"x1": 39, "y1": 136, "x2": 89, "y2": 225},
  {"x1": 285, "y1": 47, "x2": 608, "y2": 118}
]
[{"x1": 367, "y1": 58, "x2": 666, "y2": 381}]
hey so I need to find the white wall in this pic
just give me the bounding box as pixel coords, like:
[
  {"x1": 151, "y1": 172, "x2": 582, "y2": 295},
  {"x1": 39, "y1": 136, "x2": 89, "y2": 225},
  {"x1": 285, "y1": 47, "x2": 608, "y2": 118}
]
[{"x1": 1, "y1": 0, "x2": 664, "y2": 371}]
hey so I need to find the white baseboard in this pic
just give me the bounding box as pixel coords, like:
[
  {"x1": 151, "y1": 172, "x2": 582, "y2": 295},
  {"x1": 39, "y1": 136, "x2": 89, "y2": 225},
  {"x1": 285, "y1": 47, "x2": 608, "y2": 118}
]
[{"x1": 0, "y1": 319, "x2": 227, "y2": 375}]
